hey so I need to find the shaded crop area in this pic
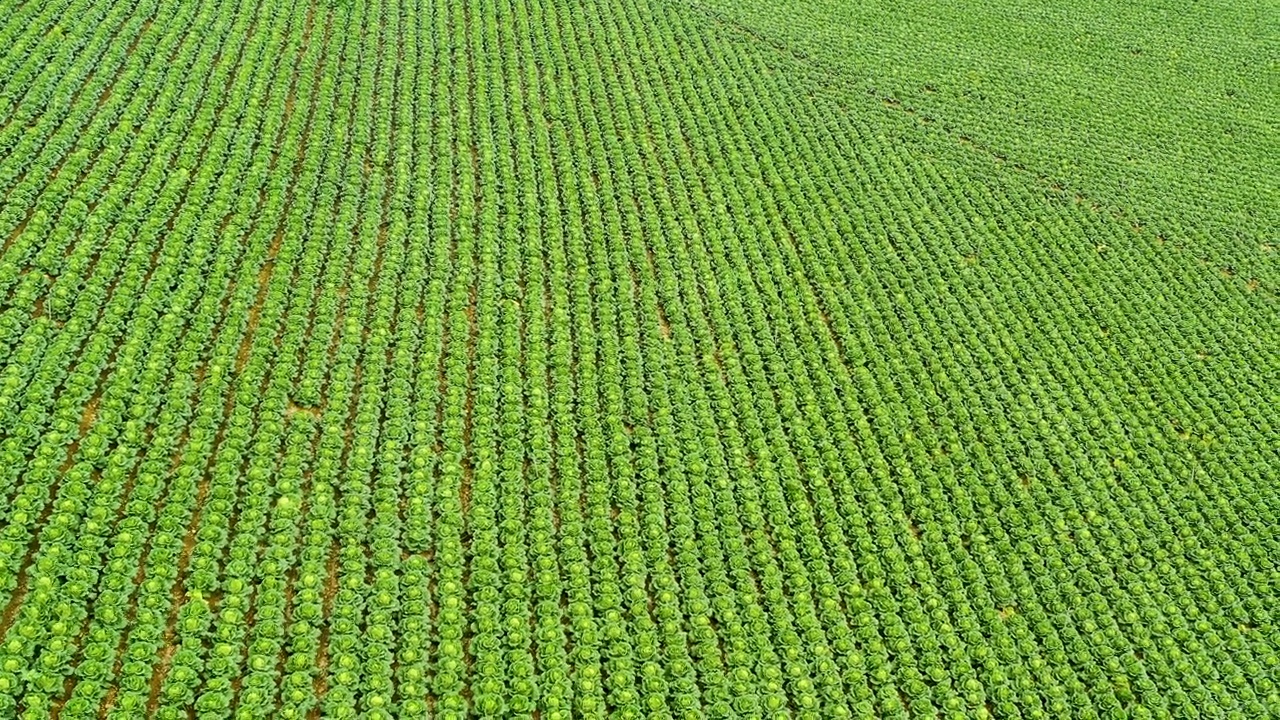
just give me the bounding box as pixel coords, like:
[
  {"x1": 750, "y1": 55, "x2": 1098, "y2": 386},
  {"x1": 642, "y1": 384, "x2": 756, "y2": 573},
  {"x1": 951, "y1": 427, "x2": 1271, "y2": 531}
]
[{"x1": 0, "y1": 0, "x2": 1275, "y2": 716}]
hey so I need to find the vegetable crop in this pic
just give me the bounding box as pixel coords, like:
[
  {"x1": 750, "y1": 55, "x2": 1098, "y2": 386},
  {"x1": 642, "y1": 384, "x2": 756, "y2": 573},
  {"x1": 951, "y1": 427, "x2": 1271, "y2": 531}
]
[{"x1": 0, "y1": 0, "x2": 1275, "y2": 716}]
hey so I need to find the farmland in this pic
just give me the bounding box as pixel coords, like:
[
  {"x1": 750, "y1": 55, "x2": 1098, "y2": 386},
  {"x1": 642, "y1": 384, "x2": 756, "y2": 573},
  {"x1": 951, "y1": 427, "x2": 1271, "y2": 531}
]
[{"x1": 0, "y1": 0, "x2": 1276, "y2": 715}]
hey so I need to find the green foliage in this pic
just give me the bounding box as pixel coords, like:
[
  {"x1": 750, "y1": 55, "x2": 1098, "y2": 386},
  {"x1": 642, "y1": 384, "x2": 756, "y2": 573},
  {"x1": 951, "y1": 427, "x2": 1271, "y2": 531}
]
[{"x1": 0, "y1": 0, "x2": 1273, "y2": 715}]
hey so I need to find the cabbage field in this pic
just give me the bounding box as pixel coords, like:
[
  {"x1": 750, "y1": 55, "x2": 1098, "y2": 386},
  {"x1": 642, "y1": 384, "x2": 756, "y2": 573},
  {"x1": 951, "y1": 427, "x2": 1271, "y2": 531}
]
[{"x1": 0, "y1": 0, "x2": 1276, "y2": 715}]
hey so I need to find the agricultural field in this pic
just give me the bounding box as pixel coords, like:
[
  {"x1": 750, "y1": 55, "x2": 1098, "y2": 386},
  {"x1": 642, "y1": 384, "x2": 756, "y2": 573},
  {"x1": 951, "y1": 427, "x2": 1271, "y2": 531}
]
[{"x1": 0, "y1": 0, "x2": 1276, "y2": 714}]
